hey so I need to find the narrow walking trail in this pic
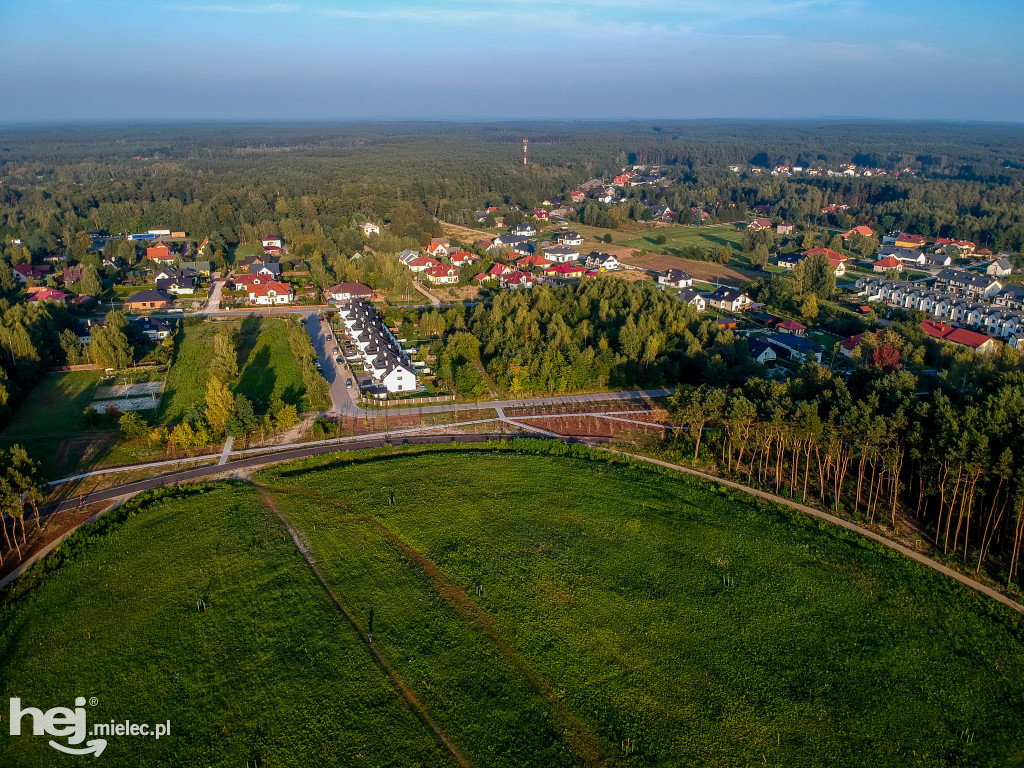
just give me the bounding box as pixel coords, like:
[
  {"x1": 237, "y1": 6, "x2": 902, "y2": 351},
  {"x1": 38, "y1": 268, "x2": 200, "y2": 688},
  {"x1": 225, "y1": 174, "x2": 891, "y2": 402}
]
[{"x1": 255, "y1": 487, "x2": 472, "y2": 768}]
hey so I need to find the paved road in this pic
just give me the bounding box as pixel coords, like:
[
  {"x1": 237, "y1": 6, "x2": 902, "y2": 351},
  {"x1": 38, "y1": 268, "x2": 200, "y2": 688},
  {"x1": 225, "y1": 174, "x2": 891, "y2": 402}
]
[
  {"x1": 199, "y1": 278, "x2": 226, "y2": 315},
  {"x1": 50, "y1": 432, "x2": 581, "y2": 513},
  {"x1": 303, "y1": 313, "x2": 361, "y2": 416},
  {"x1": 413, "y1": 280, "x2": 442, "y2": 307}
]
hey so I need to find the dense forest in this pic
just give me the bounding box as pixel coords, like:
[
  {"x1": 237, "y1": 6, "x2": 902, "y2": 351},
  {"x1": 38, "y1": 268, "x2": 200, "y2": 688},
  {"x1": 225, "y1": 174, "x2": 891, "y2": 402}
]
[{"x1": 400, "y1": 276, "x2": 1024, "y2": 588}]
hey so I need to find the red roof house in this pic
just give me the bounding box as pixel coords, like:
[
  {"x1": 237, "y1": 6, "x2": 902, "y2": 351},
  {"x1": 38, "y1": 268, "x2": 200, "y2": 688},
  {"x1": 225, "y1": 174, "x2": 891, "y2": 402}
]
[{"x1": 919, "y1": 320, "x2": 996, "y2": 352}]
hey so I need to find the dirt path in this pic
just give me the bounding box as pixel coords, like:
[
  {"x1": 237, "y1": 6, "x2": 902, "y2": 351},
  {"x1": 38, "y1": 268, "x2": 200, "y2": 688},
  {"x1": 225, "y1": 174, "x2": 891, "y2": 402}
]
[
  {"x1": 256, "y1": 487, "x2": 472, "y2": 768},
  {"x1": 368, "y1": 518, "x2": 606, "y2": 766},
  {"x1": 601, "y1": 450, "x2": 1024, "y2": 615}
]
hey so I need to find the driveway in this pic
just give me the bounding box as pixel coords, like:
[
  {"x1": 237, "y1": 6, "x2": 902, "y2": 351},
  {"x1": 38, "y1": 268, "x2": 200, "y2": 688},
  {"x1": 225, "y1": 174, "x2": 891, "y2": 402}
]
[
  {"x1": 302, "y1": 313, "x2": 361, "y2": 416},
  {"x1": 199, "y1": 277, "x2": 226, "y2": 315}
]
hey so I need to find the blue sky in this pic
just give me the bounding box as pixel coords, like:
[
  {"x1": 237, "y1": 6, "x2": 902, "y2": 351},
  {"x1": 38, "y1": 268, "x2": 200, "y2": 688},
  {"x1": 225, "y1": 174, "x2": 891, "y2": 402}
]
[{"x1": 1, "y1": 0, "x2": 1021, "y2": 122}]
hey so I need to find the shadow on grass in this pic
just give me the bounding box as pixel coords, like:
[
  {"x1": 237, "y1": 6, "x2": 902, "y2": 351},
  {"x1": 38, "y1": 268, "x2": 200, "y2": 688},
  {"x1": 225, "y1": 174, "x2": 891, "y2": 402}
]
[{"x1": 236, "y1": 346, "x2": 276, "y2": 413}]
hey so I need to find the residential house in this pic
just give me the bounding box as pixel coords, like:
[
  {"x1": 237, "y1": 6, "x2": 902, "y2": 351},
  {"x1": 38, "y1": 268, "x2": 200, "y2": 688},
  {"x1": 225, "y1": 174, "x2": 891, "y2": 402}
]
[
  {"x1": 397, "y1": 249, "x2": 420, "y2": 265},
  {"x1": 448, "y1": 250, "x2": 477, "y2": 267},
  {"x1": 987, "y1": 258, "x2": 1014, "y2": 277},
  {"x1": 747, "y1": 218, "x2": 773, "y2": 231},
  {"x1": 125, "y1": 289, "x2": 174, "y2": 311},
  {"x1": 327, "y1": 282, "x2": 373, "y2": 302},
  {"x1": 531, "y1": 208, "x2": 550, "y2": 220},
  {"x1": 919, "y1": 320, "x2": 997, "y2": 353},
  {"x1": 570, "y1": 191, "x2": 586, "y2": 203},
  {"x1": 487, "y1": 263, "x2": 513, "y2": 279},
  {"x1": 155, "y1": 275, "x2": 196, "y2": 295},
  {"x1": 179, "y1": 260, "x2": 212, "y2": 275},
  {"x1": 261, "y1": 236, "x2": 284, "y2": 251},
  {"x1": 360, "y1": 222, "x2": 380, "y2": 236},
  {"x1": 678, "y1": 290, "x2": 707, "y2": 312},
  {"x1": 882, "y1": 232, "x2": 926, "y2": 248},
  {"x1": 408, "y1": 255, "x2": 441, "y2": 273},
  {"x1": 555, "y1": 231, "x2": 584, "y2": 246},
  {"x1": 27, "y1": 288, "x2": 71, "y2": 305},
  {"x1": 549, "y1": 206, "x2": 573, "y2": 219},
  {"x1": 879, "y1": 246, "x2": 926, "y2": 266},
  {"x1": 776, "y1": 319, "x2": 807, "y2": 336},
  {"x1": 776, "y1": 222, "x2": 795, "y2": 235},
  {"x1": 515, "y1": 253, "x2": 552, "y2": 270},
  {"x1": 934, "y1": 269, "x2": 1002, "y2": 300},
  {"x1": 62, "y1": 266, "x2": 84, "y2": 286},
  {"x1": 135, "y1": 316, "x2": 172, "y2": 341},
  {"x1": 146, "y1": 244, "x2": 175, "y2": 263},
  {"x1": 708, "y1": 287, "x2": 752, "y2": 312},
  {"x1": 499, "y1": 271, "x2": 534, "y2": 290},
  {"x1": 248, "y1": 281, "x2": 294, "y2": 305},
  {"x1": 842, "y1": 225, "x2": 875, "y2": 240},
  {"x1": 935, "y1": 238, "x2": 976, "y2": 254},
  {"x1": 509, "y1": 222, "x2": 538, "y2": 237},
  {"x1": 542, "y1": 263, "x2": 586, "y2": 278},
  {"x1": 748, "y1": 338, "x2": 777, "y2": 365},
  {"x1": 927, "y1": 252, "x2": 953, "y2": 269},
  {"x1": 765, "y1": 333, "x2": 824, "y2": 364},
  {"x1": 658, "y1": 269, "x2": 693, "y2": 289},
  {"x1": 584, "y1": 252, "x2": 620, "y2": 271},
  {"x1": 253, "y1": 262, "x2": 282, "y2": 278},
  {"x1": 651, "y1": 206, "x2": 675, "y2": 221},
  {"x1": 425, "y1": 265, "x2": 459, "y2": 285},
  {"x1": 337, "y1": 299, "x2": 418, "y2": 393},
  {"x1": 542, "y1": 246, "x2": 581, "y2": 263},
  {"x1": 873, "y1": 256, "x2": 904, "y2": 273}
]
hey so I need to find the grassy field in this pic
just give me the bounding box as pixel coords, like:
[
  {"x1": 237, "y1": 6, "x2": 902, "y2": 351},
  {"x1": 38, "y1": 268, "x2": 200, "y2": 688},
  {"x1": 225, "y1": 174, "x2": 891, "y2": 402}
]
[
  {"x1": 0, "y1": 370, "x2": 115, "y2": 472},
  {"x1": 160, "y1": 318, "x2": 310, "y2": 423},
  {"x1": 4, "y1": 449, "x2": 1023, "y2": 766},
  {"x1": 0, "y1": 485, "x2": 452, "y2": 767},
  {"x1": 254, "y1": 451, "x2": 1024, "y2": 767}
]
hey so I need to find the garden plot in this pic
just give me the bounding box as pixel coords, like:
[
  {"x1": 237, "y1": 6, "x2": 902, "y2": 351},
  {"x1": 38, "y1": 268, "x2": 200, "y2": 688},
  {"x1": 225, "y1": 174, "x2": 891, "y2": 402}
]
[
  {"x1": 93, "y1": 381, "x2": 164, "y2": 412},
  {"x1": 94, "y1": 381, "x2": 164, "y2": 399},
  {"x1": 92, "y1": 396, "x2": 160, "y2": 412}
]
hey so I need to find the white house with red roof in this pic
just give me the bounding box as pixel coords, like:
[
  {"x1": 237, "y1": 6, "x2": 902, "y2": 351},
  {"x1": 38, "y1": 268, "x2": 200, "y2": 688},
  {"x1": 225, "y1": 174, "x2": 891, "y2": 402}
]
[
  {"x1": 499, "y1": 270, "x2": 534, "y2": 290},
  {"x1": 408, "y1": 255, "x2": 441, "y2": 273},
  {"x1": 360, "y1": 222, "x2": 380, "y2": 236},
  {"x1": 448, "y1": 250, "x2": 477, "y2": 267},
  {"x1": 426, "y1": 241, "x2": 448, "y2": 258},
  {"x1": 425, "y1": 265, "x2": 459, "y2": 285},
  {"x1": 248, "y1": 280, "x2": 294, "y2": 305}
]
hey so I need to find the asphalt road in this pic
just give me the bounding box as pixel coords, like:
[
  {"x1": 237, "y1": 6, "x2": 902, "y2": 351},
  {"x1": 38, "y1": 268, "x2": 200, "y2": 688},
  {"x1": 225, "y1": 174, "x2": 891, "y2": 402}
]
[
  {"x1": 303, "y1": 313, "x2": 361, "y2": 416},
  {"x1": 52, "y1": 432, "x2": 594, "y2": 513}
]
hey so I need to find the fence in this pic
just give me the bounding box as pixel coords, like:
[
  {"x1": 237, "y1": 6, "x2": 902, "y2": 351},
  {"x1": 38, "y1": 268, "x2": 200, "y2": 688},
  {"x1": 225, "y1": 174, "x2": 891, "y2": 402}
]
[{"x1": 360, "y1": 393, "x2": 456, "y2": 406}]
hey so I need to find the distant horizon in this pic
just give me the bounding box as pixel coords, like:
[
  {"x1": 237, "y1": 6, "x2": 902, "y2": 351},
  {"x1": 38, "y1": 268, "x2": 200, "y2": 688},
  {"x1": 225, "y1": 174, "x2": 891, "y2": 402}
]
[
  {"x1": 2, "y1": 117, "x2": 1024, "y2": 129},
  {"x1": 2, "y1": 1, "x2": 1020, "y2": 123}
]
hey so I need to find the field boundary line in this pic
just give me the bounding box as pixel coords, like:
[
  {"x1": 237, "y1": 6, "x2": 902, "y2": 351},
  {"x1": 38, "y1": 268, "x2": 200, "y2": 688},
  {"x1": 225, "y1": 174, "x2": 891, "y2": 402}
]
[
  {"x1": 368, "y1": 517, "x2": 606, "y2": 766},
  {"x1": 255, "y1": 487, "x2": 472, "y2": 768},
  {"x1": 601, "y1": 448, "x2": 1024, "y2": 615}
]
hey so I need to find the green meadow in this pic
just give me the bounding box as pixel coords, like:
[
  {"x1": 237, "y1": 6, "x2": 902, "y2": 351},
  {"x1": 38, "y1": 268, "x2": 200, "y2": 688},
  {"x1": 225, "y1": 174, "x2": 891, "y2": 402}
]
[{"x1": 2, "y1": 447, "x2": 1023, "y2": 767}]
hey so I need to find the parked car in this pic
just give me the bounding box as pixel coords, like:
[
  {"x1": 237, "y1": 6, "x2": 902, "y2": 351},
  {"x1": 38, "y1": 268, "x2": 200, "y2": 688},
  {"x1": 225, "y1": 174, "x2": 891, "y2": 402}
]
[
  {"x1": 346, "y1": 378, "x2": 353, "y2": 388},
  {"x1": 326, "y1": 334, "x2": 332, "y2": 340},
  {"x1": 333, "y1": 346, "x2": 339, "y2": 354}
]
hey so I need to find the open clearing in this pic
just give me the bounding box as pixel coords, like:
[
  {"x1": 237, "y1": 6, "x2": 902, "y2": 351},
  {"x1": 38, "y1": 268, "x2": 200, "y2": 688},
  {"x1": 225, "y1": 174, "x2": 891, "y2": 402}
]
[
  {"x1": 160, "y1": 317, "x2": 312, "y2": 424},
  {"x1": 2, "y1": 449, "x2": 1023, "y2": 767}
]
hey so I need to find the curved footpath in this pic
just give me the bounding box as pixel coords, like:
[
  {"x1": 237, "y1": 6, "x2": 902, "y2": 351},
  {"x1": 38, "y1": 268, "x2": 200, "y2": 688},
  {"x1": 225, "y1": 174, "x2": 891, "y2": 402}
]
[{"x1": 16, "y1": 435, "x2": 1024, "y2": 615}]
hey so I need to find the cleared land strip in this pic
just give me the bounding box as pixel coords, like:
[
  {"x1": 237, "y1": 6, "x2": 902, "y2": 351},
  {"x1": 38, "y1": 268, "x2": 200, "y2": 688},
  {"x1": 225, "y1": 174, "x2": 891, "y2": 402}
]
[
  {"x1": 368, "y1": 516, "x2": 606, "y2": 767},
  {"x1": 602, "y1": 449, "x2": 1024, "y2": 616},
  {"x1": 256, "y1": 488, "x2": 472, "y2": 768}
]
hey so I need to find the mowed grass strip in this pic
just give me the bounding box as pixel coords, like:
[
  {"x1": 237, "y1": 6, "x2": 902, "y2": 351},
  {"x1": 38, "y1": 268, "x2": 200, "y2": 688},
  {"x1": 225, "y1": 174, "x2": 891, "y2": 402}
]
[
  {"x1": 0, "y1": 485, "x2": 453, "y2": 768},
  {"x1": 261, "y1": 450, "x2": 1024, "y2": 768}
]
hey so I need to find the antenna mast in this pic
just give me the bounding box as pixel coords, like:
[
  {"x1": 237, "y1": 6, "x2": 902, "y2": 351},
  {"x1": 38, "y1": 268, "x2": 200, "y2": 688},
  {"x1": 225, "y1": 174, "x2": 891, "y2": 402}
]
[{"x1": 523, "y1": 138, "x2": 528, "y2": 166}]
